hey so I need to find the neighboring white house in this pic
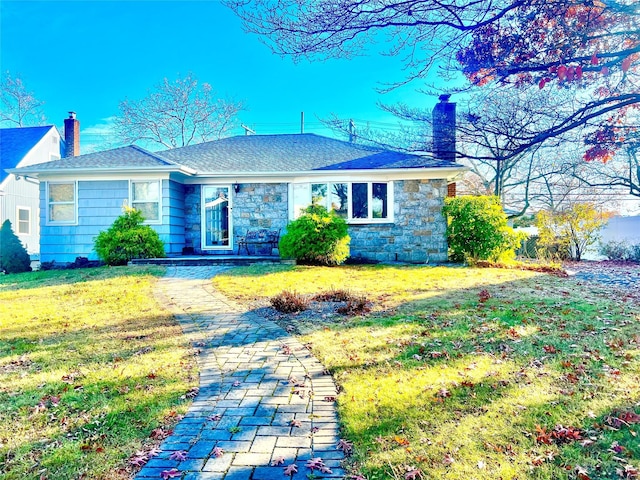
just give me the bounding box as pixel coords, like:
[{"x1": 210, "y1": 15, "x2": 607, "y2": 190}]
[
  {"x1": 0, "y1": 125, "x2": 64, "y2": 255},
  {"x1": 600, "y1": 215, "x2": 640, "y2": 245}
]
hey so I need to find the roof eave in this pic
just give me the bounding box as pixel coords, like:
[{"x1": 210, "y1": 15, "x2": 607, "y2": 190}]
[
  {"x1": 191, "y1": 165, "x2": 468, "y2": 177},
  {"x1": 6, "y1": 164, "x2": 197, "y2": 179}
]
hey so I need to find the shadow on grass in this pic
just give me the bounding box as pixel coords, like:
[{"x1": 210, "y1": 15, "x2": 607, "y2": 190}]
[
  {"x1": 0, "y1": 265, "x2": 165, "y2": 292},
  {"x1": 211, "y1": 264, "x2": 640, "y2": 479}
]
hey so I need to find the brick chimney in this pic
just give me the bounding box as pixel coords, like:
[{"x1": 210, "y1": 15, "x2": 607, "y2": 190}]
[
  {"x1": 432, "y1": 94, "x2": 456, "y2": 162},
  {"x1": 64, "y1": 112, "x2": 80, "y2": 157}
]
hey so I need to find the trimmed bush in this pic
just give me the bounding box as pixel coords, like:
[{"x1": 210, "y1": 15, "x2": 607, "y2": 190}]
[
  {"x1": 0, "y1": 220, "x2": 32, "y2": 274},
  {"x1": 94, "y1": 207, "x2": 166, "y2": 266},
  {"x1": 442, "y1": 196, "x2": 525, "y2": 263},
  {"x1": 279, "y1": 204, "x2": 350, "y2": 266}
]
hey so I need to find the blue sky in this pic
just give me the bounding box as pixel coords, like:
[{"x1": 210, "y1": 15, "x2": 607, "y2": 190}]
[{"x1": 1, "y1": 0, "x2": 437, "y2": 153}]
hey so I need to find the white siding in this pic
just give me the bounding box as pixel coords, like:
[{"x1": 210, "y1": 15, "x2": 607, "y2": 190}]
[{"x1": 0, "y1": 127, "x2": 61, "y2": 255}]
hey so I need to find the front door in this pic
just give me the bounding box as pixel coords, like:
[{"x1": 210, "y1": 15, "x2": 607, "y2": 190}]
[{"x1": 202, "y1": 185, "x2": 231, "y2": 250}]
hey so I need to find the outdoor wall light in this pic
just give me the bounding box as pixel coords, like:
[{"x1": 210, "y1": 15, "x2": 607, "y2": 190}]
[{"x1": 234, "y1": 184, "x2": 240, "y2": 193}]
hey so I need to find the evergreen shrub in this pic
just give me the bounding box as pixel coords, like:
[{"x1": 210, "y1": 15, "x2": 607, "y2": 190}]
[
  {"x1": 443, "y1": 196, "x2": 525, "y2": 263},
  {"x1": 94, "y1": 207, "x2": 165, "y2": 266},
  {"x1": 279, "y1": 204, "x2": 350, "y2": 266},
  {"x1": 0, "y1": 220, "x2": 32, "y2": 274}
]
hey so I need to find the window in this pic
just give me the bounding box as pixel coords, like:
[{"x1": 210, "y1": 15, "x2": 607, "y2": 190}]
[
  {"x1": 48, "y1": 182, "x2": 76, "y2": 223},
  {"x1": 294, "y1": 182, "x2": 391, "y2": 222},
  {"x1": 131, "y1": 181, "x2": 160, "y2": 222},
  {"x1": 17, "y1": 207, "x2": 30, "y2": 235}
]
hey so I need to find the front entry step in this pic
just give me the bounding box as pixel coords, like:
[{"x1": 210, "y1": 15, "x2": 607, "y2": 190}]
[{"x1": 129, "y1": 255, "x2": 292, "y2": 267}]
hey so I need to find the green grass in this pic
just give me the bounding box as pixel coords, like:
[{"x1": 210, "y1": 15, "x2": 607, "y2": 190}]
[
  {"x1": 0, "y1": 267, "x2": 198, "y2": 480},
  {"x1": 215, "y1": 265, "x2": 640, "y2": 480}
]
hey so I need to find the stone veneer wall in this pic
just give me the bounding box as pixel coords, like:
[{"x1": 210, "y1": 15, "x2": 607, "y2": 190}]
[
  {"x1": 348, "y1": 179, "x2": 449, "y2": 263},
  {"x1": 184, "y1": 180, "x2": 447, "y2": 261},
  {"x1": 184, "y1": 183, "x2": 289, "y2": 254}
]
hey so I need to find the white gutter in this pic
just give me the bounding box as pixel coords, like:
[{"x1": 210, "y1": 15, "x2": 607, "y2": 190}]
[{"x1": 6, "y1": 164, "x2": 197, "y2": 178}]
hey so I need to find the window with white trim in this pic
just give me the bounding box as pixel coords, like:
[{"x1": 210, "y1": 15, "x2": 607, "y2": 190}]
[
  {"x1": 293, "y1": 182, "x2": 392, "y2": 222},
  {"x1": 17, "y1": 207, "x2": 30, "y2": 235},
  {"x1": 131, "y1": 180, "x2": 160, "y2": 222},
  {"x1": 48, "y1": 182, "x2": 76, "y2": 223}
]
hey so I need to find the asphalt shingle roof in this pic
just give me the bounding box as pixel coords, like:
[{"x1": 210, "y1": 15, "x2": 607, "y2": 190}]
[
  {"x1": 14, "y1": 145, "x2": 180, "y2": 172},
  {"x1": 161, "y1": 133, "x2": 457, "y2": 172},
  {"x1": 10, "y1": 133, "x2": 463, "y2": 177},
  {"x1": 0, "y1": 125, "x2": 58, "y2": 183}
]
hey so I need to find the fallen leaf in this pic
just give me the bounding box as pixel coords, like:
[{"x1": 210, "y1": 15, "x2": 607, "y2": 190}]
[
  {"x1": 283, "y1": 463, "x2": 298, "y2": 475},
  {"x1": 212, "y1": 447, "x2": 225, "y2": 457},
  {"x1": 169, "y1": 450, "x2": 188, "y2": 461},
  {"x1": 575, "y1": 465, "x2": 591, "y2": 480},
  {"x1": 160, "y1": 469, "x2": 181, "y2": 479},
  {"x1": 336, "y1": 438, "x2": 353, "y2": 455},
  {"x1": 405, "y1": 468, "x2": 422, "y2": 480}
]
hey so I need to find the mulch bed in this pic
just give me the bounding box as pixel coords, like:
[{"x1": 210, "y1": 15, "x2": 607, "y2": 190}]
[{"x1": 255, "y1": 301, "x2": 355, "y2": 334}]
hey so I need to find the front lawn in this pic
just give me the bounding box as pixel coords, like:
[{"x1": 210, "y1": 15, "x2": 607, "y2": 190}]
[
  {"x1": 214, "y1": 265, "x2": 640, "y2": 479},
  {"x1": 0, "y1": 267, "x2": 198, "y2": 480}
]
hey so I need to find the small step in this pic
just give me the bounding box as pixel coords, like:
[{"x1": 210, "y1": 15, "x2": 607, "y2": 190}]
[{"x1": 128, "y1": 255, "x2": 291, "y2": 267}]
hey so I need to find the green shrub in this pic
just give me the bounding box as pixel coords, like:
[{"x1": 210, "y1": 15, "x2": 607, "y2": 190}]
[
  {"x1": 94, "y1": 207, "x2": 166, "y2": 266},
  {"x1": 0, "y1": 220, "x2": 32, "y2": 274},
  {"x1": 631, "y1": 244, "x2": 640, "y2": 262},
  {"x1": 279, "y1": 204, "x2": 350, "y2": 265},
  {"x1": 599, "y1": 240, "x2": 631, "y2": 261},
  {"x1": 443, "y1": 196, "x2": 525, "y2": 263}
]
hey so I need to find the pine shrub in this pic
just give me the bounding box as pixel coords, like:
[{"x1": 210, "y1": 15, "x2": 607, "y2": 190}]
[
  {"x1": 0, "y1": 220, "x2": 32, "y2": 274},
  {"x1": 279, "y1": 204, "x2": 350, "y2": 266},
  {"x1": 94, "y1": 207, "x2": 166, "y2": 266}
]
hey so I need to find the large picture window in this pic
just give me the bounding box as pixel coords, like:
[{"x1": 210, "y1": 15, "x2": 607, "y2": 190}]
[
  {"x1": 294, "y1": 182, "x2": 392, "y2": 222},
  {"x1": 48, "y1": 182, "x2": 76, "y2": 224},
  {"x1": 131, "y1": 181, "x2": 160, "y2": 222}
]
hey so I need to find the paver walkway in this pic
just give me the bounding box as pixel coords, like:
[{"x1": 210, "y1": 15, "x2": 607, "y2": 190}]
[{"x1": 136, "y1": 266, "x2": 345, "y2": 480}]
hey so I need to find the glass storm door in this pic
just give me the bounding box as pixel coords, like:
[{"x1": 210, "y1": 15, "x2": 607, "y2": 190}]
[{"x1": 202, "y1": 186, "x2": 231, "y2": 249}]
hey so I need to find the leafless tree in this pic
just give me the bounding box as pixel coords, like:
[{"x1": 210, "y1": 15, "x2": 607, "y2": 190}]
[
  {"x1": 569, "y1": 137, "x2": 640, "y2": 198},
  {"x1": 226, "y1": 0, "x2": 639, "y2": 161},
  {"x1": 114, "y1": 73, "x2": 245, "y2": 149},
  {"x1": 0, "y1": 72, "x2": 46, "y2": 127}
]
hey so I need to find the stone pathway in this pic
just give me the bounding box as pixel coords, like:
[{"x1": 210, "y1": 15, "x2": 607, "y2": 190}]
[{"x1": 136, "y1": 266, "x2": 345, "y2": 480}]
